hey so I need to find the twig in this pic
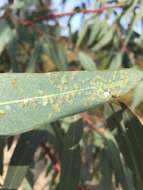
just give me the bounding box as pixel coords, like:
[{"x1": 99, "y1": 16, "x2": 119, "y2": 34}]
[
  {"x1": 114, "y1": 23, "x2": 136, "y2": 65},
  {"x1": 114, "y1": 23, "x2": 129, "y2": 53},
  {"x1": 17, "y1": 3, "x2": 126, "y2": 26},
  {"x1": 41, "y1": 143, "x2": 61, "y2": 173},
  {"x1": 78, "y1": 185, "x2": 88, "y2": 190},
  {"x1": 80, "y1": 113, "x2": 105, "y2": 135}
]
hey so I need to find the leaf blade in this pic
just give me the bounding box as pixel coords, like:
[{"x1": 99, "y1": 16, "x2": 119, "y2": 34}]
[{"x1": 0, "y1": 69, "x2": 142, "y2": 135}]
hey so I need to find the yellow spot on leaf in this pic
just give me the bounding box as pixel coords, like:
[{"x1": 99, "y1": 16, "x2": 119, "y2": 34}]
[
  {"x1": 0, "y1": 110, "x2": 6, "y2": 118},
  {"x1": 11, "y1": 79, "x2": 17, "y2": 88}
]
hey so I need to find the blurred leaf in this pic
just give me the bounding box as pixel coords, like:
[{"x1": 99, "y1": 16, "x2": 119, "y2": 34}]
[
  {"x1": 58, "y1": 45, "x2": 68, "y2": 70},
  {"x1": 78, "y1": 51, "x2": 97, "y2": 70},
  {"x1": 92, "y1": 30, "x2": 113, "y2": 51},
  {"x1": 0, "y1": 20, "x2": 16, "y2": 55},
  {"x1": 56, "y1": 120, "x2": 83, "y2": 190},
  {"x1": 131, "y1": 81, "x2": 143, "y2": 109},
  {"x1": 0, "y1": 137, "x2": 6, "y2": 175},
  {"x1": 107, "y1": 102, "x2": 143, "y2": 190},
  {"x1": 7, "y1": 36, "x2": 19, "y2": 72},
  {"x1": 11, "y1": 0, "x2": 39, "y2": 10},
  {"x1": 87, "y1": 17, "x2": 101, "y2": 47},
  {"x1": 0, "y1": 69, "x2": 142, "y2": 135},
  {"x1": 103, "y1": 132, "x2": 132, "y2": 190},
  {"x1": 120, "y1": 103, "x2": 143, "y2": 190},
  {"x1": 26, "y1": 39, "x2": 43, "y2": 72},
  {"x1": 22, "y1": 178, "x2": 33, "y2": 190},
  {"x1": 109, "y1": 52, "x2": 123, "y2": 70},
  {"x1": 7, "y1": 136, "x2": 14, "y2": 150},
  {"x1": 43, "y1": 37, "x2": 68, "y2": 70},
  {"x1": 100, "y1": 149, "x2": 113, "y2": 190},
  {"x1": 3, "y1": 130, "x2": 48, "y2": 189},
  {"x1": 76, "y1": 22, "x2": 89, "y2": 48},
  {"x1": 94, "y1": 132, "x2": 104, "y2": 148},
  {"x1": 124, "y1": 0, "x2": 143, "y2": 45}
]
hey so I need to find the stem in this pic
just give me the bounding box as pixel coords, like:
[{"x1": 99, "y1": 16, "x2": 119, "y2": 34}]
[
  {"x1": 41, "y1": 143, "x2": 61, "y2": 173},
  {"x1": 17, "y1": 3, "x2": 126, "y2": 26},
  {"x1": 80, "y1": 112, "x2": 105, "y2": 135}
]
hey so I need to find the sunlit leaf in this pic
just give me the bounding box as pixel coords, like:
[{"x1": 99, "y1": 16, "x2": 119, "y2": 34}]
[
  {"x1": 131, "y1": 81, "x2": 143, "y2": 109},
  {"x1": 0, "y1": 69, "x2": 142, "y2": 135},
  {"x1": 78, "y1": 51, "x2": 97, "y2": 70},
  {"x1": 109, "y1": 52, "x2": 123, "y2": 70},
  {"x1": 92, "y1": 30, "x2": 113, "y2": 51}
]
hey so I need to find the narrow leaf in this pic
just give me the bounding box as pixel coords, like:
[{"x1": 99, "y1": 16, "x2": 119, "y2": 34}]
[
  {"x1": 26, "y1": 40, "x2": 42, "y2": 72},
  {"x1": 92, "y1": 30, "x2": 113, "y2": 51},
  {"x1": 56, "y1": 120, "x2": 83, "y2": 190},
  {"x1": 78, "y1": 51, "x2": 97, "y2": 70},
  {"x1": 109, "y1": 53, "x2": 123, "y2": 70},
  {"x1": 0, "y1": 21, "x2": 16, "y2": 55},
  {"x1": 131, "y1": 81, "x2": 143, "y2": 109},
  {"x1": 3, "y1": 130, "x2": 48, "y2": 189}
]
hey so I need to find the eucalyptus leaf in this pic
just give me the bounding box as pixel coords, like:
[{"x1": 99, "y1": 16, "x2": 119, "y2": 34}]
[
  {"x1": 56, "y1": 120, "x2": 83, "y2": 190},
  {"x1": 3, "y1": 130, "x2": 48, "y2": 189},
  {"x1": 0, "y1": 21, "x2": 16, "y2": 55},
  {"x1": 92, "y1": 30, "x2": 113, "y2": 51},
  {"x1": 109, "y1": 53, "x2": 123, "y2": 70},
  {"x1": 131, "y1": 81, "x2": 143, "y2": 109},
  {"x1": 87, "y1": 17, "x2": 101, "y2": 47},
  {"x1": 78, "y1": 51, "x2": 97, "y2": 70},
  {"x1": 0, "y1": 69, "x2": 142, "y2": 135},
  {"x1": 26, "y1": 40, "x2": 43, "y2": 72}
]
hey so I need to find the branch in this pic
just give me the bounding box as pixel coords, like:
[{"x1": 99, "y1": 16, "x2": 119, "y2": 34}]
[
  {"x1": 17, "y1": 3, "x2": 127, "y2": 26},
  {"x1": 78, "y1": 185, "x2": 88, "y2": 190},
  {"x1": 114, "y1": 23, "x2": 129, "y2": 53},
  {"x1": 41, "y1": 143, "x2": 61, "y2": 173},
  {"x1": 80, "y1": 113, "x2": 105, "y2": 135}
]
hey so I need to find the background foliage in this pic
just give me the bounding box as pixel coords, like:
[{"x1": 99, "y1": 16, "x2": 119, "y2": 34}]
[{"x1": 0, "y1": 0, "x2": 143, "y2": 189}]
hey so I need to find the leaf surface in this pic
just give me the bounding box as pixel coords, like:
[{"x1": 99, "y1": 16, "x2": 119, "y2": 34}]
[{"x1": 0, "y1": 69, "x2": 142, "y2": 135}]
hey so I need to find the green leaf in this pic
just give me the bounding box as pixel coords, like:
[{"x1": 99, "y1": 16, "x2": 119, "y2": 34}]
[
  {"x1": 11, "y1": 0, "x2": 39, "y2": 10},
  {"x1": 26, "y1": 40, "x2": 43, "y2": 72},
  {"x1": 131, "y1": 81, "x2": 143, "y2": 109},
  {"x1": 43, "y1": 37, "x2": 68, "y2": 71},
  {"x1": 87, "y1": 17, "x2": 101, "y2": 47},
  {"x1": 100, "y1": 149, "x2": 113, "y2": 190},
  {"x1": 0, "y1": 21, "x2": 16, "y2": 55},
  {"x1": 0, "y1": 137, "x2": 6, "y2": 175},
  {"x1": 107, "y1": 102, "x2": 143, "y2": 189},
  {"x1": 120, "y1": 103, "x2": 143, "y2": 190},
  {"x1": 21, "y1": 178, "x2": 33, "y2": 190},
  {"x1": 103, "y1": 132, "x2": 132, "y2": 190},
  {"x1": 56, "y1": 120, "x2": 83, "y2": 190},
  {"x1": 3, "y1": 130, "x2": 48, "y2": 189},
  {"x1": 109, "y1": 53, "x2": 123, "y2": 70},
  {"x1": 92, "y1": 30, "x2": 113, "y2": 51},
  {"x1": 7, "y1": 36, "x2": 19, "y2": 72},
  {"x1": 78, "y1": 51, "x2": 97, "y2": 70},
  {"x1": 0, "y1": 69, "x2": 142, "y2": 135},
  {"x1": 76, "y1": 22, "x2": 90, "y2": 48}
]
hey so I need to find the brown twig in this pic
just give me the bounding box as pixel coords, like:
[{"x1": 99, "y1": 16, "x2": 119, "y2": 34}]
[
  {"x1": 114, "y1": 22, "x2": 136, "y2": 65},
  {"x1": 16, "y1": 3, "x2": 126, "y2": 26},
  {"x1": 80, "y1": 113, "x2": 105, "y2": 135},
  {"x1": 78, "y1": 185, "x2": 88, "y2": 190},
  {"x1": 114, "y1": 23, "x2": 129, "y2": 53},
  {"x1": 41, "y1": 143, "x2": 61, "y2": 173}
]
